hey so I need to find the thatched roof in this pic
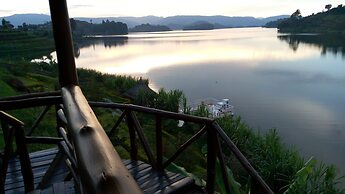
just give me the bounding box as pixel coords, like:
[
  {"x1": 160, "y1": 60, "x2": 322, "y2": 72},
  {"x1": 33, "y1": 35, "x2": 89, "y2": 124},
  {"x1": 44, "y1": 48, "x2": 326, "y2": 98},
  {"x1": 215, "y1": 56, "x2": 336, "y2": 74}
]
[{"x1": 122, "y1": 82, "x2": 156, "y2": 100}]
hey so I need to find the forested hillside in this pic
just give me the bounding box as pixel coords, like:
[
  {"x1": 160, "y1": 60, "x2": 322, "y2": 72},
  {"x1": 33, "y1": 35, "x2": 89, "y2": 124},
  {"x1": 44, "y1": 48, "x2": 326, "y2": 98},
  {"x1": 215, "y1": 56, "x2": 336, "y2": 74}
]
[{"x1": 278, "y1": 5, "x2": 345, "y2": 33}]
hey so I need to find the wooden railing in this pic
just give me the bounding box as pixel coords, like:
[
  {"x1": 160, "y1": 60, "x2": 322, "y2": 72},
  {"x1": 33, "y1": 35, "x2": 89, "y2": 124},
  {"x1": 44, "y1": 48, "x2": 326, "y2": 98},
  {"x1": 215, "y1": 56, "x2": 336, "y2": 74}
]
[
  {"x1": 90, "y1": 102, "x2": 274, "y2": 194},
  {"x1": 0, "y1": 92, "x2": 274, "y2": 193},
  {"x1": 0, "y1": 111, "x2": 34, "y2": 194}
]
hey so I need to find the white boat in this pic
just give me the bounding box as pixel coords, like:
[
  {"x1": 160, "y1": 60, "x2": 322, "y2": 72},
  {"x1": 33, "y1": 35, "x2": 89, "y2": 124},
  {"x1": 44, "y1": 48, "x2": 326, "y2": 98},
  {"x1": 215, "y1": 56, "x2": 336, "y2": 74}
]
[
  {"x1": 207, "y1": 98, "x2": 234, "y2": 118},
  {"x1": 191, "y1": 98, "x2": 234, "y2": 118}
]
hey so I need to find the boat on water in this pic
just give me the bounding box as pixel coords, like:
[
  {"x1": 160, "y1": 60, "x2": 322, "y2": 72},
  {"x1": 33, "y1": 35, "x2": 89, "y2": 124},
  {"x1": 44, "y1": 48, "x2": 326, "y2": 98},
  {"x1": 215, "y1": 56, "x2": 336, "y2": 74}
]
[
  {"x1": 190, "y1": 98, "x2": 234, "y2": 118},
  {"x1": 208, "y1": 98, "x2": 234, "y2": 118}
]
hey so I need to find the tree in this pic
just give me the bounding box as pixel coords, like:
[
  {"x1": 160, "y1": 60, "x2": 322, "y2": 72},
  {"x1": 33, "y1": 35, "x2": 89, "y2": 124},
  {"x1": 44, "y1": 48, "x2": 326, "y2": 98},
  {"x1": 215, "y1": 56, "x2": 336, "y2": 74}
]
[
  {"x1": 1, "y1": 18, "x2": 13, "y2": 30},
  {"x1": 22, "y1": 22, "x2": 28, "y2": 31},
  {"x1": 325, "y1": 4, "x2": 332, "y2": 11},
  {"x1": 70, "y1": 18, "x2": 76, "y2": 31},
  {"x1": 290, "y1": 9, "x2": 302, "y2": 19}
]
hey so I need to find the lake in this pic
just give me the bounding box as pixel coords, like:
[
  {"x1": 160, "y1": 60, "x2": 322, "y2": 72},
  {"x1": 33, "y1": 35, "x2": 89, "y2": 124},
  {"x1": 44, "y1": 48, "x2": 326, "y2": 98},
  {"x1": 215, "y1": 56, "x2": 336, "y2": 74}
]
[{"x1": 74, "y1": 28, "x2": 345, "y2": 174}]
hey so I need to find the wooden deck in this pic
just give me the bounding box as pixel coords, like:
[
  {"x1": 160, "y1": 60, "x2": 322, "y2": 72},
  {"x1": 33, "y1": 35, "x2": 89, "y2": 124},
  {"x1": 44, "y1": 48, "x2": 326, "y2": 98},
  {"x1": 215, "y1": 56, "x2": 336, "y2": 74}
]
[{"x1": 4, "y1": 148, "x2": 204, "y2": 194}]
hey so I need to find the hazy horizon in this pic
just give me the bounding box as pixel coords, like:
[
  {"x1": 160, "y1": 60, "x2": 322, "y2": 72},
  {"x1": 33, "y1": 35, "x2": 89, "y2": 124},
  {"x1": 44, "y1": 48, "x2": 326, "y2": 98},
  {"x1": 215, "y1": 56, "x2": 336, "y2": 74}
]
[{"x1": 1, "y1": 0, "x2": 344, "y2": 18}]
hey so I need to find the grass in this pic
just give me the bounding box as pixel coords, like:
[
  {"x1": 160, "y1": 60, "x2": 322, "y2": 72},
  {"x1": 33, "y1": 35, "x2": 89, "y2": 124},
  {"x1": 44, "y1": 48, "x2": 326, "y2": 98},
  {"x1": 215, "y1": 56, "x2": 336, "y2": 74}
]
[{"x1": 216, "y1": 116, "x2": 344, "y2": 193}]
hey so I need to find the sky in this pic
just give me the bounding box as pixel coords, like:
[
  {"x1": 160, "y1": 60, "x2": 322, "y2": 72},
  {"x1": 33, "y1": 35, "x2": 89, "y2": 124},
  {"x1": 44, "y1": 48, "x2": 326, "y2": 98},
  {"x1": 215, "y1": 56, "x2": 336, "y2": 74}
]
[{"x1": 1, "y1": 0, "x2": 344, "y2": 18}]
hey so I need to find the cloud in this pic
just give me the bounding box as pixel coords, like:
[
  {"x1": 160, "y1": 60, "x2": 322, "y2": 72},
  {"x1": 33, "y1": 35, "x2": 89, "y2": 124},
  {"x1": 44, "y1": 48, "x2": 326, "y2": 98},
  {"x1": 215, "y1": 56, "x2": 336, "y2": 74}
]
[
  {"x1": 70, "y1": 5, "x2": 94, "y2": 9},
  {"x1": 0, "y1": 9, "x2": 14, "y2": 13}
]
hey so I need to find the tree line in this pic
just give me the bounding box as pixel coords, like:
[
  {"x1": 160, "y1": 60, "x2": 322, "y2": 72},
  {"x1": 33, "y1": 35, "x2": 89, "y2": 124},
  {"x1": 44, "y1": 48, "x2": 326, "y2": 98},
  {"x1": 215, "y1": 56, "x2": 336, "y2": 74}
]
[{"x1": 277, "y1": 4, "x2": 345, "y2": 33}]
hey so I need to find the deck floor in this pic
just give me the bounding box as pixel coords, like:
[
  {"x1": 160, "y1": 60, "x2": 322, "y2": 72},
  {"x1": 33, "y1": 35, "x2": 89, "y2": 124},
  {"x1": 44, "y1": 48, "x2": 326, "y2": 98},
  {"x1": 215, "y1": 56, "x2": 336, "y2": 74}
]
[{"x1": 4, "y1": 148, "x2": 204, "y2": 194}]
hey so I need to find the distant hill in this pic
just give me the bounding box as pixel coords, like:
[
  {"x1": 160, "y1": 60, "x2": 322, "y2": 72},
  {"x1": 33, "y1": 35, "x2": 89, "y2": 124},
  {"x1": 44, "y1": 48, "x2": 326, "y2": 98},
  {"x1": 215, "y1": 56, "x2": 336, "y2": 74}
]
[
  {"x1": 278, "y1": 5, "x2": 345, "y2": 33},
  {"x1": 264, "y1": 18, "x2": 288, "y2": 28},
  {"x1": 183, "y1": 21, "x2": 214, "y2": 30},
  {"x1": 130, "y1": 24, "x2": 171, "y2": 32},
  {"x1": 2, "y1": 14, "x2": 51, "y2": 26},
  {"x1": 2, "y1": 13, "x2": 289, "y2": 30}
]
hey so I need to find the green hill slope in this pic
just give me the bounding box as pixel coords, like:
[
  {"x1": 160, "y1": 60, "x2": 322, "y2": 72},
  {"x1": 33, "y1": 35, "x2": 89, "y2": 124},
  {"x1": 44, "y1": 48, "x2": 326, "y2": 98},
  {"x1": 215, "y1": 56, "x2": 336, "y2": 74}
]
[{"x1": 278, "y1": 5, "x2": 345, "y2": 33}]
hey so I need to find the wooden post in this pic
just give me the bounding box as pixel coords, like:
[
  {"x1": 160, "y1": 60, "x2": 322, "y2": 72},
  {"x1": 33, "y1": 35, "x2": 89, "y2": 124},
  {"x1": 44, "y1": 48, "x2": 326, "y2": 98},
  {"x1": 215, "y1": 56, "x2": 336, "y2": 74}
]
[
  {"x1": 27, "y1": 105, "x2": 51, "y2": 136},
  {"x1": 0, "y1": 121, "x2": 9, "y2": 148},
  {"x1": 126, "y1": 111, "x2": 138, "y2": 161},
  {"x1": 156, "y1": 116, "x2": 163, "y2": 170},
  {"x1": 216, "y1": 135, "x2": 231, "y2": 194},
  {"x1": 0, "y1": 126, "x2": 15, "y2": 194},
  {"x1": 15, "y1": 125, "x2": 34, "y2": 193},
  {"x1": 108, "y1": 110, "x2": 127, "y2": 137},
  {"x1": 129, "y1": 112, "x2": 156, "y2": 168},
  {"x1": 206, "y1": 125, "x2": 217, "y2": 194},
  {"x1": 212, "y1": 122, "x2": 274, "y2": 194},
  {"x1": 48, "y1": 0, "x2": 78, "y2": 87}
]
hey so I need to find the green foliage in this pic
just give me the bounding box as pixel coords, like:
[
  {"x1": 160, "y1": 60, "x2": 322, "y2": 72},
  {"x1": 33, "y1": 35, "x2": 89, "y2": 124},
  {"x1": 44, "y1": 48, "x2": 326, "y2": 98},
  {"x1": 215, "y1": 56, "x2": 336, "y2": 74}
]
[
  {"x1": 192, "y1": 102, "x2": 210, "y2": 117},
  {"x1": 284, "y1": 158, "x2": 344, "y2": 194},
  {"x1": 130, "y1": 24, "x2": 171, "y2": 32},
  {"x1": 0, "y1": 30, "x2": 55, "y2": 60},
  {"x1": 278, "y1": 5, "x2": 345, "y2": 33},
  {"x1": 137, "y1": 88, "x2": 185, "y2": 112},
  {"x1": 215, "y1": 159, "x2": 241, "y2": 194},
  {"x1": 0, "y1": 19, "x2": 14, "y2": 30},
  {"x1": 71, "y1": 19, "x2": 128, "y2": 35},
  {"x1": 216, "y1": 116, "x2": 344, "y2": 193}
]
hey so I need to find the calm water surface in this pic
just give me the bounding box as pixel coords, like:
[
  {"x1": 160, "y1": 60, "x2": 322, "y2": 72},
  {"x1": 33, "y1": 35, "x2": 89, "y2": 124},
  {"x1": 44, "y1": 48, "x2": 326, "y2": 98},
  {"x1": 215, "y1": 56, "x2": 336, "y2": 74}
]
[{"x1": 75, "y1": 28, "x2": 345, "y2": 173}]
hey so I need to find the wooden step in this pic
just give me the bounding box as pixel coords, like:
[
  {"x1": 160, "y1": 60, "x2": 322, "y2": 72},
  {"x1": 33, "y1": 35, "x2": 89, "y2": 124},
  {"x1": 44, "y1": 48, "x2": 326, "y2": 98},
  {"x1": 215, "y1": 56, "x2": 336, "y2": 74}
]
[{"x1": 4, "y1": 148, "x2": 204, "y2": 194}]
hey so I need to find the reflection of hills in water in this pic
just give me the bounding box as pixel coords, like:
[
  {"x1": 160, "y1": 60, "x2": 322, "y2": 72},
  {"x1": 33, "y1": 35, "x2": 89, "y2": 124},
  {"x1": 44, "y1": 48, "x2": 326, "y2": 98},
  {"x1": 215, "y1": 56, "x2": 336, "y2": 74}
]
[
  {"x1": 74, "y1": 37, "x2": 128, "y2": 58},
  {"x1": 278, "y1": 34, "x2": 345, "y2": 58}
]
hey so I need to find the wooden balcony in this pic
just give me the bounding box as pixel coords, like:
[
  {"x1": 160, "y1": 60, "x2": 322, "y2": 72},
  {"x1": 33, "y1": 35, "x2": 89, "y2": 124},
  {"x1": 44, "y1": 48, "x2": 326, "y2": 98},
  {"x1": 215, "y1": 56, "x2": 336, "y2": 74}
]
[{"x1": 0, "y1": 91, "x2": 273, "y2": 194}]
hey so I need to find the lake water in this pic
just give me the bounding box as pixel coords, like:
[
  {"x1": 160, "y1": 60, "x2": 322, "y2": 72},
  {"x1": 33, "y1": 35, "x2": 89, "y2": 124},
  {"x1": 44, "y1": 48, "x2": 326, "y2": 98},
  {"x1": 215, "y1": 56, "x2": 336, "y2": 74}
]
[{"x1": 74, "y1": 28, "x2": 345, "y2": 174}]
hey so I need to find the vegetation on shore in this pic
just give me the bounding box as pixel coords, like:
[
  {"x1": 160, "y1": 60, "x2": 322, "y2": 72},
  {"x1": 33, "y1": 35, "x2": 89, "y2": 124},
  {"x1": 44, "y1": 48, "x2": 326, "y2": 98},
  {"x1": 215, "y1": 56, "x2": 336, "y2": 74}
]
[
  {"x1": 70, "y1": 18, "x2": 128, "y2": 35},
  {"x1": 129, "y1": 23, "x2": 171, "y2": 32},
  {"x1": 277, "y1": 4, "x2": 345, "y2": 33},
  {"x1": 0, "y1": 23, "x2": 344, "y2": 193},
  {"x1": 183, "y1": 21, "x2": 215, "y2": 30}
]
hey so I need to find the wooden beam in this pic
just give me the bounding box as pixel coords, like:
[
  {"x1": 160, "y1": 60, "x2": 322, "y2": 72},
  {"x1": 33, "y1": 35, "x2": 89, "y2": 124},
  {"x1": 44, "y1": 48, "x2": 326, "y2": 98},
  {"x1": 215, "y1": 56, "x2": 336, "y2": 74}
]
[
  {"x1": 163, "y1": 126, "x2": 207, "y2": 169},
  {"x1": 212, "y1": 122, "x2": 274, "y2": 194},
  {"x1": 215, "y1": 135, "x2": 231, "y2": 194},
  {"x1": 61, "y1": 86, "x2": 141, "y2": 194},
  {"x1": 206, "y1": 126, "x2": 217, "y2": 194},
  {"x1": 0, "y1": 91, "x2": 60, "y2": 101},
  {"x1": 155, "y1": 116, "x2": 163, "y2": 170},
  {"x1": 129, "y1": 112, "x2": 156, "y2": 168},
  {"x1": 90, "y1": 102, "x2": 214, "y2": 124},
  {"x1": 0, "y1": 96, "x2": 61, "y2": 110},
  {"x1": 108, "y1": 110, "x2": 127, "y2": 137},
  {"x1": 49, "y1": 0, "x2": 78, "y2": 86},
  {"x1": 25, "y1": 137, "x2": 63, "y2": 144},
  {"x1": 27, "y1": 105, "x2": 52, "y2": 136},
  {"x1": 15, "y1": 125, "x2": 34, "y2": 193},
  {"x1": 126, "y1": 111, "x2": 138, "y2": 161}
]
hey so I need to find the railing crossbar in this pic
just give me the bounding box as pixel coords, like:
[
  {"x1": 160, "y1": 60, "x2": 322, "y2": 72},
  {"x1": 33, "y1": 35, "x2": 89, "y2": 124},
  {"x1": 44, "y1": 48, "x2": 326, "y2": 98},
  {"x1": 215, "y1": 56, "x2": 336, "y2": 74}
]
[
  {"x1": 129, "y1": 111, "x2": 156, "y2": 168},
  {"x1": 90, "y1": 102, "x2": 214, "y2": 124},
  {"x1": 27, "y1": 105, "x2": 52, "y2": 136},
  {"x1": 0, "y1": 96, "x2": 61, "y2": 110},
  {"x1": 212, "y1": 122, "x2": 274, "y2": 194},
  {"x1": 163, "y1": 125, "x2": 207, "y2": 169},
  {"x1": 0, "y1": 91, "x2": 60, "y2": 101},
  {"x1": 108, "y1": 110, "x2": 127, "y2": 137}
]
